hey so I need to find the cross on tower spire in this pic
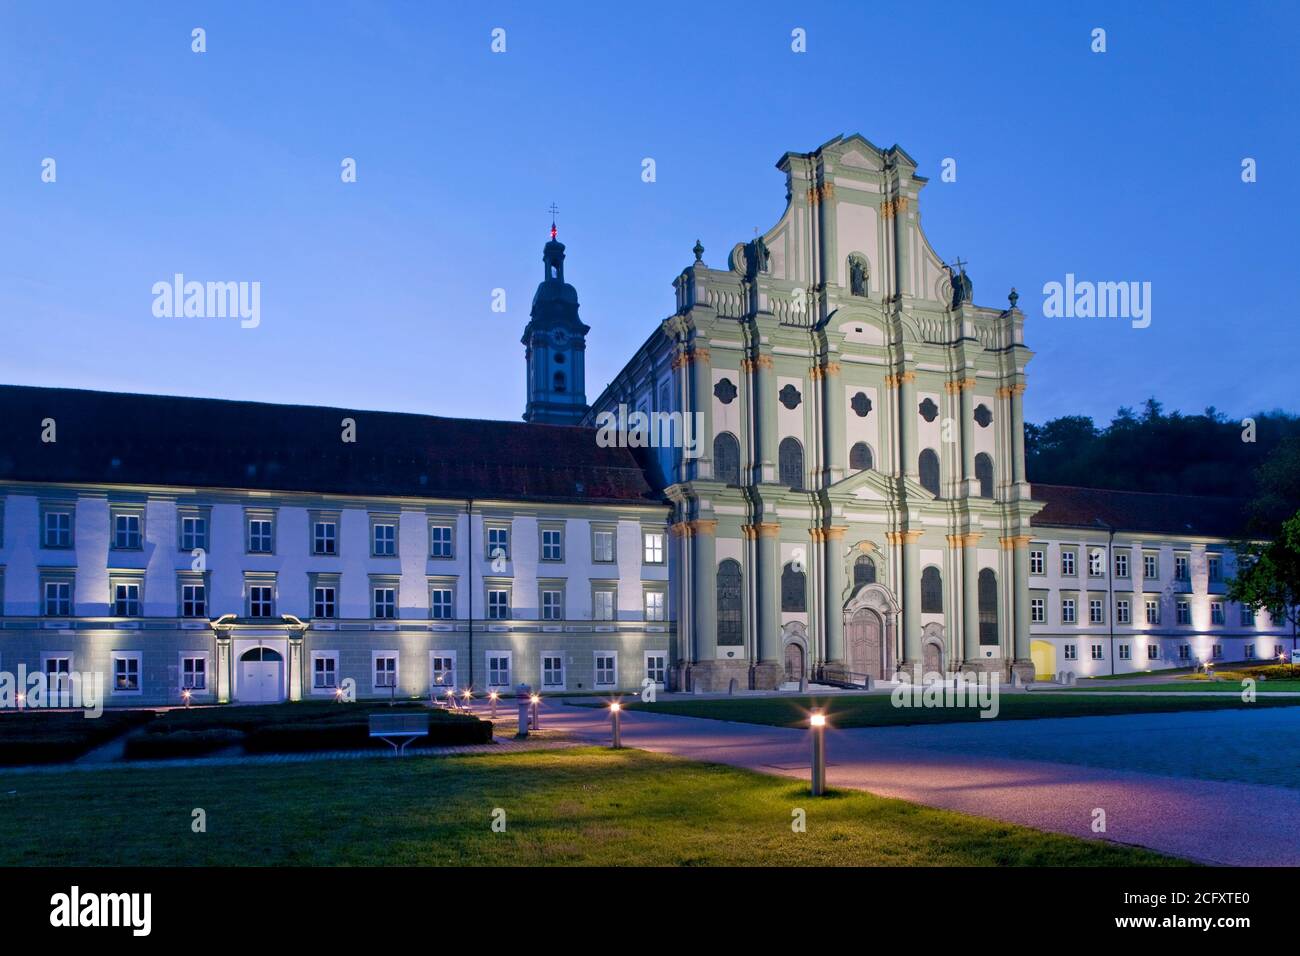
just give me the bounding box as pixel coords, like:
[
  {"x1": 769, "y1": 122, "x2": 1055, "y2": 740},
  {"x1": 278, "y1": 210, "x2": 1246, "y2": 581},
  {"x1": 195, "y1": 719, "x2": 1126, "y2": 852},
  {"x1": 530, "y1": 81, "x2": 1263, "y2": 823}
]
[{"x1": 548, "y1": 202, "x2": 560, "y2": 240}]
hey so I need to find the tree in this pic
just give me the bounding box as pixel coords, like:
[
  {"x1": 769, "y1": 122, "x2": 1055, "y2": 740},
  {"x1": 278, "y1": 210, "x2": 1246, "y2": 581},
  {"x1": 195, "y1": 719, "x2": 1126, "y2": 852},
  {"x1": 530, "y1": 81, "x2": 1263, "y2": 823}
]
[
  {"x1": 1247, "y1": 437, "x2": 1300, "y2": 534},
  {"x1": 1228, "y1": 509, "x2": 1300, "y2": 658}
]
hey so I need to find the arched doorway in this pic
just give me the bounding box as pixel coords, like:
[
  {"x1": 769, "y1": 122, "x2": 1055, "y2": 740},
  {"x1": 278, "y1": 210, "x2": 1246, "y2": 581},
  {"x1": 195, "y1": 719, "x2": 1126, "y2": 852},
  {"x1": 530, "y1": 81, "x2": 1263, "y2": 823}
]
[
  {"x1": 239, "y1": 646, "x2": 284, "y2": 703},
  {"x1": 784, "y1": 642, "x2": 804, "y2": 683},
  {"x1": 923, "y1": 640, "x2": 942, "y2": 676},
  {"x1": 845, "y1": 608, "x2": 886, "y2": 679}
]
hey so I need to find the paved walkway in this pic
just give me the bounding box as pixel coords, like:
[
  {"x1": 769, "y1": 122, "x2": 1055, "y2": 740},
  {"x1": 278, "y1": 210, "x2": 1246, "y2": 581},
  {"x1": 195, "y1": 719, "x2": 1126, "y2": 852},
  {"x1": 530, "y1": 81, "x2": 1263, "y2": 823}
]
[{"x1": 513, "y1": 700, "x2": 1300, "y2": 867}]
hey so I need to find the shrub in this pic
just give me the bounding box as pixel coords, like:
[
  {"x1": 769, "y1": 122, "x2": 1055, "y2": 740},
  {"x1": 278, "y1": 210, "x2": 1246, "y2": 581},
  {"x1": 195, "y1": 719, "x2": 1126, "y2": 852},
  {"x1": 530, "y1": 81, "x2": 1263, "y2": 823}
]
[
  {"x1": 245, "y1": 714, "x2": 491, "y2": 754},
  {"x1": 0, "y1": 711, "x2": 153, "y2": 766},
  {"x1": 124, "y1": 729, "x2": 244, "y2": 760}
]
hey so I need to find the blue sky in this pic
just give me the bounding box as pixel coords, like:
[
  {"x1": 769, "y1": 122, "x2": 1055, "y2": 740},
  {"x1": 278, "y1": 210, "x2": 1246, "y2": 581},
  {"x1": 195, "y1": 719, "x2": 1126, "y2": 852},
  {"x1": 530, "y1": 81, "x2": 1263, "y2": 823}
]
[{"x1": 2, "y1": 1, "x2": 1296, "y2": 427}]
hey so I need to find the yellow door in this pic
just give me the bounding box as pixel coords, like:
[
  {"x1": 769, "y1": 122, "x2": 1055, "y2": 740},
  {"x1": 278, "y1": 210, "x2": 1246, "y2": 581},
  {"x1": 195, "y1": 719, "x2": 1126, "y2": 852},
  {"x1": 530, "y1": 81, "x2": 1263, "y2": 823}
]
[{"x1": 1031, "y1": 640, "x2": 1055, "y2": 681}]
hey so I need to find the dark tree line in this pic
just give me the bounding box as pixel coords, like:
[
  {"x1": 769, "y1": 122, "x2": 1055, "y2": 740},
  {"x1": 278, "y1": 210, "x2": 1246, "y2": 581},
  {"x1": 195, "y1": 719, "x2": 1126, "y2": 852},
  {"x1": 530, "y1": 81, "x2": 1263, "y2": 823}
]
[{"x1": 1026, "y1": 399, "x2": 1300, "y2": 533}]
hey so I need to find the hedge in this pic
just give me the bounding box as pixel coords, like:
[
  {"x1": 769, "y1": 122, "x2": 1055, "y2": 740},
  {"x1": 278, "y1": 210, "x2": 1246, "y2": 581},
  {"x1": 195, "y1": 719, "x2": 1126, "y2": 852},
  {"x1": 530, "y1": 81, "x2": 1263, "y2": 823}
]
[
  {"x1": 245, "y1": 715, "x2": 492, "y2": 754},
  {"x1": 124, "y1": 728, "x2": 245, "y2": 761}
]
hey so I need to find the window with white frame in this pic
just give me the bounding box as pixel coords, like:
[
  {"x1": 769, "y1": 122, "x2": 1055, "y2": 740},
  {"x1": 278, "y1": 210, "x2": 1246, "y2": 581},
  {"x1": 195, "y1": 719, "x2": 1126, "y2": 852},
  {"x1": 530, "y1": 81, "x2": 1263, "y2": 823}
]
[
  {"x1": 313, "y1": 585, "x2": 337, "y2": 619},
  {"x1": 1176, "y1": 600, "x2": 1190, "y2": 625},
  {"x1": 181, "y1": 582, "x2": 206, "y2": 618},
  {"x1": 541, "y1": 527, "x2": 563, "y2": 562},
  {"x1": 429, "y1": 587, "x2": 453, "y2": 620},
  {"x1": 372, "y1": 520, "x2": 397, "y2": 557},
  {"x1": 112, "y1": 653, "x2": 141, "y2": 693},
  {"x1": 1143, "y1": 552, "x2": 1158, "y2": 579},
  {"x1": 592, "y1": 528, "x2": 615, "y2": 563},
  {"x1": 429, "y1": 523, "x2": 454, "y2": 559},
  {"x1": 594, "y1": 652, "x2": 617, "y2": 687},
  {"x1": 644, "y1": 590, "x2": 665, "y2": 622},
  {"x1": 313, "y1": 653, "x2": 338, "y2": 689},
  {"x1": 373, "y1": 653, "x2": 398, "y2": 689},
  {"x1": 1212, "y1": 644, "x2": 1223, "y2": 660},
  {"x1": 1240, "y1": 605, "x2": 1255, "y2": 625},
  {"x1": 1090, "y1": 644, "x2": 1104, "y2": 660},
  {"x1": 1207, "y1": 554, "x2": 1222, "y2": 583},
  {"x1": 487, "y1": 588, "x2": 510, "y2": 620},
  {"x1": 487, "y1": 653, "x2": 511, "y2": 687},
  {"x1": 1116, "y1": 599, "x2": 1130, "y2": 624},
  {"x1": 313, "y1": 520, "x2": 337, "y2": 555},
  {"x1": 643, "y1": 531, "x2": 665, "y2": 564},
  {"x1": 1245, "y1": 643, "x2": 1255, "y2": 659},
  {"x1": 373, "y1": 586, "x2": 397, "y2": 619},
  {"x1": 1118, "y1": 643, "x2": 1131, "y2": 660},
  {"x1": 541, "y1": 589, "x2": 564, "y2": 621},
  {"x1": 487, "y1": 526, "x2": 510, "y2": 561},
  {"x1": 43, "y1": 578, "x2": 73, "y2": 617},
  {"x1": 1145, "y1": 600, "x2": 1160, "y2": 625},
  {"x1": 645, "y1": 653, "x2": 667, "y2": 687},
  {"x1": 1114, "y1": 551, "x2": 1129, "y2": 578},
  {"x1": 1210, "y1": 601, "x2": 1224, "y2": 625},
  {"x1": 248, "y1": 517, "x2": 274, "y2": 554},
  {"x1": 1061, "y1": 598, "x2": 1076, "y2": 624},
  {"x1": 1174, "y1": 554, "x2": 1189, "y2": 581},
  {"x1": 1063, "y1": 644, "x2": 1077, "y2": 661},
  {"x1": 1274, "y1": 643, "x2": 1285, "y2": 659},
  {"x1": 249, "y1": 584, "x2": 274, "y2": 618},
  {"x1": 430, "y1": 654, "x2": 455, "y2": 690},
  {"x1": 593, "y1": 588, "x2": 616, "y2": 621},
  {"x1": 1148, "y1": 644, "x2": 1160, "y2": 660},
  {"x1": 113, "y1": 580, "x2": 141, "y2": 617},
  {"x1": 182, "y1": 655, "x2": 207, "y2": 690},
  {"x1": 1030, "y1": 597, "x2": 1045, "y2": 623},
  {"x1": 1029, "y1": 548, "x2": 1044, "y2": 575},
  {"x1": 1088, "y1": 549, "x2": 1104, "y2": 577},
  {"x1": 1061, "y1": 550, "x2": 1076, "y2": 576},
  {"x1": 1178, "y1": 644, "x2": 1190, "y2": 660},
  {"x1": 42, "y1": 508, "x2": 73, "y2": 548},
  {"x1": 542, "y1": 654, "x2": 565, "y2": 688},
  {"x1": 112, "y1": 511, "x2": 142, "y2": 550},
  {"x1": 1089, "y1": 599, "x2": 1104, "y2": 624},
  {"x1": 180, "y1": 514, "x2": 208, "y2": 551}
]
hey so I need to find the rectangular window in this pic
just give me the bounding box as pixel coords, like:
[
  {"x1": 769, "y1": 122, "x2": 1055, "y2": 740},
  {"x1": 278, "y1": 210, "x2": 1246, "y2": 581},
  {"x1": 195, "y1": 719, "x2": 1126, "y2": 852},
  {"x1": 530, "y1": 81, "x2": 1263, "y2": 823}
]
[
  {"x1": 593, "y1": 589, "x2": 615, "y2": 622},
  {"x1": 1118, "y1": 644, "x2": 1131, "y2": 660},
  {"x1": 592, "y1": 529, "x2": 615, "y2": 563},
  {"x1": 594, "y1": 653, "x2": 617, "y2": 687},
  {"x1": 373, "y1": 654, "x2": 398, "y2": 689},
  {"x1": 541, "y1": 528, "x2": 563, "y2": 562},
  {"x1": 112, "y1": 654, "x2": 140, "y2": 693},
  {"x1": 313, "y1": 586, "x2": 336, "y2": 619},
  {"x1": 1240, "y1": 605, "x2": 1255, "y2": 626},
  {"x1": 373, "y1": 587, "x2": 396, "y2": 619},
  {"x1": 429, "y1": 523, "x2": 454, "y2": 558},
  {"x1": 112, "y1": 512, "x2": 142, "y2": 550},
  {"x1": 1116, "y1": 599, "x2": 1130, "y2": 625},
  {"x1": 44, "y1": 580, "x2": 72, "y2": 617},
  {"x1": 487, "y1": 589, "x2": 511, "y2": 620},
  {"x1": 1089, "y1": 599, "x2": 1104, "y2": 624},
  {"x1": 1088, "y1": 549, "x2": 1104, "y2": 577},
  {"x1": 645, "y1": 590, "x2": 665, "y2": 622},
  {"x1": 1143, "y1": 553, "x2": 1159, "y2": 579},
  {"x1": 645, "y1": 653, "x2": 667, "y2": 686},
  {"x1": 1245, "y1": 643, "x2": 1256, "y2": 659},
  {"x1": 1114, "y1": 552, "x2": 1129, "y2": 578},
  {"x1": 43, "y1": 509, "x2": 73, "y2": 548},
  {"x1": 1148, "y1": 644, "x2": 1160, "y2": 660},
  {"x1": 1178, "y1": 644, "x2": 1190, "y2": 660},
  {"x1": 1210, "y1": 601, "x2": 1224, "y2": 625},
  {"x1": 1176, "y1": 600, "x2": 1190, "y2": 625},
  {"x1": 1145, "y1": 600, "x2": 1160, "y2": 625},
  {"x1": 430, "y1": 654, "x2": 455, "y2": 691},
  {"x1": 487, "y1": 653, "x2": 511, "y2": 688},
  {"x1": 1061, "y1": 598, "x2": 1076, "y2": 624},
  {"x1": 249, "y1": 585, "x2": 274, "y2": 618},
  {"x1": 542, "y1": 655, "x2": 565, "y2": 688},
  {"x1": 643, "y1": 531, "x2": 665, "y2": 565},
  {"x1": 313, "y1": 654, "x2": 338, "y2": 689},
  {"x1": 181, "y1": 515, "x2": 208, "y2": 552},
  {"x1": 487, "y1": 526, "x2": 510, "y2": 561},
  {"x1": 181, "y1": 583, "x2": 206, "y2": 618},
  {"x1": 1208, "y1": 555, "x2": 1222, "y2": 583},
  {"x1": 1212, "y1": 644, "x2": 1223, "y2": 660},
  {"x1": 541, "y1": 589, "x2": 563, "y2": 621},
  {"x1": 313, "y1": 521, "x2": 337, "y2": 555},
  {"x1": 372, "y1": 521, "x2": 397, "y2": 557},
  {"x1": 1061, "y1": 550, "x2": 1076, "y2": 576},
  {"x1": 1063, "y1": 644, "x2": 1077, "y2": 661},
  {"x1": 430, "y1": 588, "x2": 453, "y2": 620},
  {"x1": 248, "y1": 518, "x2": 273, "y2": 554},
  {"x1": 182, "y1": 656, "x2": 206, "y2": 690},
  {"x1": 1029, "y1": 549, "x2": 1044, "y2": 575},
  {"x1": 1090, "y1": 644, "x2": 1104, "y2": 660},
  {"x1": 113, "y1": 582, "x2": 141, "y2": 617},
  {"x1": 1175, "y1": 554, "x2": 1189, "y2": 582}
]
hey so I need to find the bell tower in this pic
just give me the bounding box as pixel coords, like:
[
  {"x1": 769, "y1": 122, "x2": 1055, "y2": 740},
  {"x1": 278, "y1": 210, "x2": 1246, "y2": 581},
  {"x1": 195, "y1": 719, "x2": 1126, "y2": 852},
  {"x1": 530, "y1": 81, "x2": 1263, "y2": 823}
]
[{"x1": 522, "y1": 211, "x2": 589, "y2": 425}]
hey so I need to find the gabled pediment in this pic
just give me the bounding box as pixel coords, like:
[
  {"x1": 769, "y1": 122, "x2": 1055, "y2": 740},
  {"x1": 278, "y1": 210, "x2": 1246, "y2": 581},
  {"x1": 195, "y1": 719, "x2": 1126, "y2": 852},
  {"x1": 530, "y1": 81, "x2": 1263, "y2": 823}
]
[{"x1": 827, "y1": 468, "x2": 935, "y2": 504}]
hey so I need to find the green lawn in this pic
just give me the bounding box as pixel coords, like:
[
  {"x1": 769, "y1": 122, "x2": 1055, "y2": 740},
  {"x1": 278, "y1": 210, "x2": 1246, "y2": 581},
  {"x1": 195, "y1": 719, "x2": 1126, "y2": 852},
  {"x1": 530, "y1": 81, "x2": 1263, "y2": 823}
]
[
  {"x1": 0, "y1": 747, "x2": 1180, "y2": 866},
  {"x1": 602, "y1": 693, "x2": 1300, "y2": 729},
  {"x1": 1068, "y1": 680, "x2": 1300, "y2": 693}
]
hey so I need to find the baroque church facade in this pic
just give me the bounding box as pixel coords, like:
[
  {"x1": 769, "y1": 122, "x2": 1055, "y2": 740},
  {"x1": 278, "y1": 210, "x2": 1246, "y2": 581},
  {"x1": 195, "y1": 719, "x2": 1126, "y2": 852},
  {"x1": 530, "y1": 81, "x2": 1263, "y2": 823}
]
[{"x1": 0, "y1": 134, "x2": 1287, "y2": 707}]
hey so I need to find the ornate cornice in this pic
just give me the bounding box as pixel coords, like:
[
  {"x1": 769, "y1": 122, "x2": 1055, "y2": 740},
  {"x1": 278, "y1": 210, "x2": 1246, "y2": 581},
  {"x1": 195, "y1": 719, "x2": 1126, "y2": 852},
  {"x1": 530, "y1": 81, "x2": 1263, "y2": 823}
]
[
  {"x1": 999, "y1": 534, "x2": 1033, "y2": 550},
  {"x1": 944, "y1": 377, "x2": 978, "y2": 394},
  {"x1": 885, "y1": 530, "x2": 924, "y2": 545},
  {"x1": 884, "y1": 371, "x2": 917, "y2": 388},
  {"x1": 806, "y1": 182, "x2": 835, "y2": 206},
  {"x1": 742, "y1": 522, "x2": 782, "y2": 540},
  {"x1": 947, "y1": 532, "x2": 983, "y2": 547},
  {"x1": 880, "y1": 195, "x2": 910, "y2": 220},
  {"x1": 809, "y1": 526, "x2": 848, "y2": 543},
  {"x1": 995, "y1": 383, "x2": 1027, "y2": 399}
]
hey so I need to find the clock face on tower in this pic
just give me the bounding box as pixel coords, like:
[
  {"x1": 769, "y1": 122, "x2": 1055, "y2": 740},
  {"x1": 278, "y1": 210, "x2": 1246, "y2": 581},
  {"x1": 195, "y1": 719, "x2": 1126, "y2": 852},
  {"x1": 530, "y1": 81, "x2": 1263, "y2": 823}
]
[{"x1": 551, "y1": 330, "x2": 568, "y2": 347}]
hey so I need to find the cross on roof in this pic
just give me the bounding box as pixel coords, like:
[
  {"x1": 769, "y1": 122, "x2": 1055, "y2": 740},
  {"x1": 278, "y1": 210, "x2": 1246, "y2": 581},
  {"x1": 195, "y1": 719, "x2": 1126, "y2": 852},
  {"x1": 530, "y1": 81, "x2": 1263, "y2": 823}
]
[
  {"x1": 548, "y1": 202, "x2": 559, "y2": 239},
  {"x1": 952, "y1": 256, "x2": 968, "y2": 273}
]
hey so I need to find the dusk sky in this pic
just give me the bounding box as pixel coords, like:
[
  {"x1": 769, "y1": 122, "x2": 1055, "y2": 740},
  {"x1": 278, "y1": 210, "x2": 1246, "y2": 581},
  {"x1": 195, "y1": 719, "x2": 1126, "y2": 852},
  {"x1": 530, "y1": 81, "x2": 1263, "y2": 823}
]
[{"x1": 2, "y1": 1, "x2": 1296, "y2": 427}]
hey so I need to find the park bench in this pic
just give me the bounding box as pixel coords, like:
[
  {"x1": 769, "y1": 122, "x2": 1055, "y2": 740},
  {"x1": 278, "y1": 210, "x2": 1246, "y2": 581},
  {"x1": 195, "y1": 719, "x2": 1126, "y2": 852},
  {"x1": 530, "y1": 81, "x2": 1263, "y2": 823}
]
[{"x1": 368, "y1": 711, "x2": 429, "y2": 755}]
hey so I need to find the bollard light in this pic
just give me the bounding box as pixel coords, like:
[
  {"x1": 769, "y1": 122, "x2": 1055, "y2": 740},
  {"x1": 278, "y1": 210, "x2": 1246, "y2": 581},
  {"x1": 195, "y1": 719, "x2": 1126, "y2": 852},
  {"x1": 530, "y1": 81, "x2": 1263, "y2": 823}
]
[
  {"x1": 609, "y1": 701, "x2": 622, "y2": 749},
  {"x1": 182, "y1": 688, "x2": 192, "y2": 708},
  {"x1": 529, "y1": 693, "x2": 541, "y2": 730},
  {"x1": 809, "y1": 710, "x2": 827, "y2": 796},
  {"x1": 489, "y1": 690, "x2": 499, "y2": 718},
  {"x1": 516, "y1": 692, "x2": 530, "y2": 739}
]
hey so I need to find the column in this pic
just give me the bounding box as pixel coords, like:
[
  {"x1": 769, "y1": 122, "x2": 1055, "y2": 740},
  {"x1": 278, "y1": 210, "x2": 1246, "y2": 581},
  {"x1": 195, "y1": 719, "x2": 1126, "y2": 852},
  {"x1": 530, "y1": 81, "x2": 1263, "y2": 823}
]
[
  {"x1": 822, "y1": 528, "x2": 847, "y2": 664},
  {"x1": 898, "y1": 530, "x2": 923, "y2": 671},
  {"x1": 959, "y1": 378, "x2": 976, "y2": 487},
  {"x1": 898, "y1": 371, "x2": 918, "y2": 480},
  {"x1": 289, "y1": 637, "x2": 303, "y2": 702},
  {"x1": 1010, "y1": 383, "x2": 1027, "y2": 485},
  {"x1": 690, "y1": 520, "x2": 717, "y2": 663},
  {"x1": 962, "y1": 532, "x2": 982, "y2": 665},
  {"x1": 822, "y1": 362, "x2": 845, "y2": 484},
  {"x1": 753, "y1": 352, "x2": 777, "y2": 483},
  {"x1": 1008, "y1": 535, "x2": 1032, "y2": 664},
  {"x1": 686, "y1": 347, "x2": 713, "y2": 481},
  {"x1": 216, "y1": 634, "x2": 232, "y2": 704},
  {"x1": 752, "y1": 523, "x2": 782, "y2": 681}
]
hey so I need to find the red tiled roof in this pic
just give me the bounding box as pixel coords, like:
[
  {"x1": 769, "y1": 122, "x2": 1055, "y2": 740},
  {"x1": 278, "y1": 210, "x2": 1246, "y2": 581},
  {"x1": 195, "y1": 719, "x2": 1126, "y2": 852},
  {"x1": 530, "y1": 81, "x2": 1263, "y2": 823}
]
[
  {"x1": 1031, "y1": 483, "x2": 1249, "y2": 538},
  {"x1": 0, "y1": 385, "x2": 663, "y2": 506}
]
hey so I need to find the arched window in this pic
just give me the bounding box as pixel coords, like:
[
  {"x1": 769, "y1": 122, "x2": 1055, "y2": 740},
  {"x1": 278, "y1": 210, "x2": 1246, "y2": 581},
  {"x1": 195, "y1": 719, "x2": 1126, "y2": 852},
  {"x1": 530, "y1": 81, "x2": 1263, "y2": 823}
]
[
  {"x1": 919, "y1": 448, "x2": 941, "y2": 496},
  {"x1": 553, "y1": 371, "x2": 566, "y2": 393},
  {"x1": 716, "y1": 559, "x2": 743, "y2": 646},
  {"x1": 921, "y1": 566, "x2": 943, "y2": 613},
  {"x1": 978, "y1": 568, "x2": 998, "y2": 645},
  {"x1": 778, "y1": 437, "x2": 804, "y2": 490},
  {"x1": 975, "y1": 453, "x2": 994, "y2": 498},
  {"x1": 713, "y1": 432, "x2": 741, "y2": 485},
  {"x1": 853, "y1": 555, "x2": 876, "y2": 588},
  {"x1": 849, "y1": 442, "x2": 873, "y2": 472},
  {"x1": 781, "y1": 562, "x2": 806, "y2": 612}
]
